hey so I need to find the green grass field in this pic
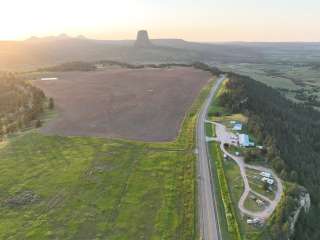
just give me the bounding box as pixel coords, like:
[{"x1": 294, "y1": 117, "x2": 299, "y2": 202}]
[
  {"x1": 223, "y1": 160, "x2": 243, "y2": 206},
  {"x1": 0, "y1": 133, "x2": 194, "y2": 239},
  {"x1": 205, "y1": 122, "x2": 216, "y2": 138},
  {"x1": 0, "y1": 77, "x2": 217, "y2": 239}
]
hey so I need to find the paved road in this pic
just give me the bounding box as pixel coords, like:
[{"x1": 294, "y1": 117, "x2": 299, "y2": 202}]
[
  {"x1": 197, "y1": 75, "x2": 225, "y2": 240},
  {"x1": 214, "y1": 122, "x2": 283, "y2": 220}
]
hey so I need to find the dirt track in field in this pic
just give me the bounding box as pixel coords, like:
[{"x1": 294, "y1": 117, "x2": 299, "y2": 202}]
[{"x1": 33, "y1": 67, "x2": 211, "y2": 141}]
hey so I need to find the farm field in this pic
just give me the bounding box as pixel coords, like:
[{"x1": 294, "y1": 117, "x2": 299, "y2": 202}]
[
  {"x1": 218, "y1": 63, "x2": 300, "y2": 90},
  {"x1": 33, "y1": 67, "x2": 211, "y2": 141},
  {"x1": 0, "y1": 73, "x2": 215, "y2": 239},
  {"x1": 217, "y1": 62, "x2": 320, "y2": 109},
  {"x1": 218, "y1": 57, "x2": 320, "y2": 89}
]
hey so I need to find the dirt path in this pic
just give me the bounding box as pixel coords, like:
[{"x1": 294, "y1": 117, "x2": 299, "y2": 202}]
[{"x1": 213, "y1": 122, "x2": 283, "y2": 220}]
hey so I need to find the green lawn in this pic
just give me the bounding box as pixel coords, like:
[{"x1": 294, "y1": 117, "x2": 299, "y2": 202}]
[
  {"x1": 205, "y1": 122, "x2": 216, "y2": 137},
  {"x1": 243, "y1": 193, "x2": 268, "y2": 212},
  {"x1": 0, "y1": 77, "x2": 217, "y2": 240},
  {"x1": 224, "y1": 159, "x2": 244, "y2": 205}
]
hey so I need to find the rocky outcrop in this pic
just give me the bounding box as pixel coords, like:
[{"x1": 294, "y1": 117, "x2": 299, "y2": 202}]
[
  {"x1": 134, "y1": 30, "x2": 153, "y2": 48},
  {"x1": 289, "y1": 188, "x2": 311, "y2": 238}
]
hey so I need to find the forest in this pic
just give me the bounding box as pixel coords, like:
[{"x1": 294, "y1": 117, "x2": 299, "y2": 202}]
[
  {"x1": 219, "y1": 72, "x2": 320, "y2": 239},
  {"x1": 0, "y1": 72, "x2": 45, "y2": 140}
]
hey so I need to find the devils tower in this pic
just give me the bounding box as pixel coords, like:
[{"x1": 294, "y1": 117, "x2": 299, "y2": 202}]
[{"x1": 135, "y1": 30, "x2": 152, "y2": 48}]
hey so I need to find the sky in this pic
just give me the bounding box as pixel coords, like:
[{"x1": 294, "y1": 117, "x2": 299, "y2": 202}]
[{"x1": 1, "y1": 0, "x2": 320, "y2": 42}]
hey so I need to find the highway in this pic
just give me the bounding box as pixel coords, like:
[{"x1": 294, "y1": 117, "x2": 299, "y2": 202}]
[{"x1": 197, "y1": 75, "x2": 225, "y2": 240}]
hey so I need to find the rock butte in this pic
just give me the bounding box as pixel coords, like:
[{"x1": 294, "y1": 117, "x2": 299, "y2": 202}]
[{"x1": 135, "y1": 30, "x2": 153, "y2": 48}]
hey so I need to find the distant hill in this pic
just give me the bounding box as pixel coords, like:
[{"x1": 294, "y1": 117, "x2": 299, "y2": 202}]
[
  {"x1": 7, "y1": 34, "x2": 320, "y2": 71},
  {"x1": 0, "y1": 36, "x2": 203, "y2": 70}
]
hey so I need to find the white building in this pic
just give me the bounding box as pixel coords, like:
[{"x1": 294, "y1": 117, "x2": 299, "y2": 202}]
[{"x1": 239, "y1": 134, "x2": 250, "y2": 147}]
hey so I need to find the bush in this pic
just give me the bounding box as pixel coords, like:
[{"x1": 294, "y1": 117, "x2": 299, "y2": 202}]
[
  {"x1": 35, "y1": 120, "x2": 42, "y2": 128},
  {"x1": 49, "y1": 98, "x2": 54, "y2": 109}
]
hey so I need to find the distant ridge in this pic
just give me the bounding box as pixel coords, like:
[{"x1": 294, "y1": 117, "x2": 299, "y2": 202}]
[
  {"x1": 0, "y1": 32, "x2": 270, "y2": 71},
  {"x1": 26, "y1": 33, "x2": 87, "y2": 42}
]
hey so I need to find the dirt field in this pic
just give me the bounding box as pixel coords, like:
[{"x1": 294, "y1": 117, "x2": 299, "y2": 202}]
[{"x1": 33, "y1": 67, "x2": 211, "y2": 141}]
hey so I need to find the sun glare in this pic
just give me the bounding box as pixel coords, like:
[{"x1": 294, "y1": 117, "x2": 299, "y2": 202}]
[
  {"x1": 0, "y1": 0, "x2": 140, "y2": 40},
  {"x1": 0, "y1": 0, "x2": 319, "y2": 41}
]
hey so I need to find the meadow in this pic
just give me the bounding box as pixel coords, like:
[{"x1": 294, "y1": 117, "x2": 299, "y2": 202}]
[{"x1": 0, "y1": 134, "x2": 192, "y2": 239}]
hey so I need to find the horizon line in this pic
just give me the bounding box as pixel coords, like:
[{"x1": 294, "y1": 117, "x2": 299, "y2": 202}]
[{"x1": 1, "y1": 35, "x2": 319, "y2": 44}]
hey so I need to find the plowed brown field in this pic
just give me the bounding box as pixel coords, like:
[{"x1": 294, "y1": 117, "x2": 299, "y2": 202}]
[{"x1": 33, "y1": 67, "x2": 211, "y2": 141}]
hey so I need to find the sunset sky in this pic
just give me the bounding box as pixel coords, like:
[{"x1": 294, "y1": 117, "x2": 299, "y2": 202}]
[{"x1": 1, "y1": 0, "x2": 320, "y2": 42}]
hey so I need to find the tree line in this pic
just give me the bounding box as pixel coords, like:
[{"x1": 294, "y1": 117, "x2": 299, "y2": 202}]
[{"x1": 37, "y1": 60, "x2": 222, "y2": 75}]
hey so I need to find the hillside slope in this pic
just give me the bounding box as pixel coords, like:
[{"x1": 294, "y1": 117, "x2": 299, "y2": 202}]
[{"x1": 0, "y1": 73, "x2": 45, "y2": 139}]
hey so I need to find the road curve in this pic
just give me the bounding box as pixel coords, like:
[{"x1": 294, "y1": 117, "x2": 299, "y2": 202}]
[
  {"x1": 215, "y1": 122, "x2": 283, "y2": 220},
  {"x1": 197, "y1": 75, "x2": 225, "y2": 240}
]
